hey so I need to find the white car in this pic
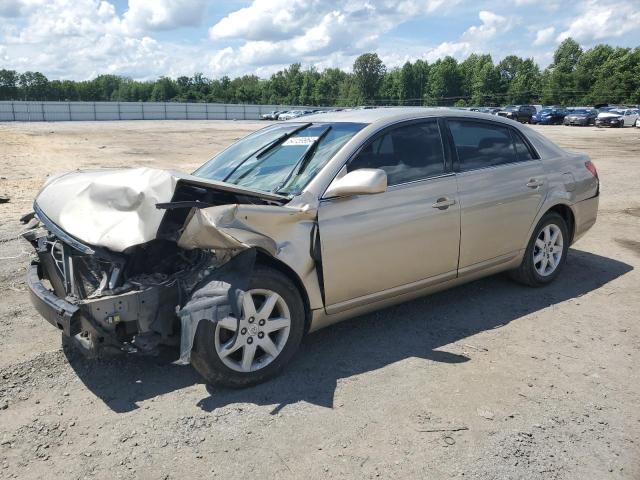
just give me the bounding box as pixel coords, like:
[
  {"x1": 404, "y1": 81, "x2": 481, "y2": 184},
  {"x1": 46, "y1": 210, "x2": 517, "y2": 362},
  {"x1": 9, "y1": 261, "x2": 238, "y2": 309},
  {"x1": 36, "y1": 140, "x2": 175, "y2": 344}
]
[
  {"x1": 595, "y1": 108, "x2": 639, "y2": 128},
  {"x1": 277, "y1": 110, "x2": 303, "y2": 120}
]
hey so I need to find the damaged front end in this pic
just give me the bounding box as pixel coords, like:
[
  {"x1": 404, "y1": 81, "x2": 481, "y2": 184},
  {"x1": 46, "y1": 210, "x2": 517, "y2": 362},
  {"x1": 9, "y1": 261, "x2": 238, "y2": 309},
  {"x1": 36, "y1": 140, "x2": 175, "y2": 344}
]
[
  {"x1": 24, "y1": 205, "x2": 214, "y2": 357},
  {"x1": 23, "y1": 167, "x2": 315, "y2": 362}
]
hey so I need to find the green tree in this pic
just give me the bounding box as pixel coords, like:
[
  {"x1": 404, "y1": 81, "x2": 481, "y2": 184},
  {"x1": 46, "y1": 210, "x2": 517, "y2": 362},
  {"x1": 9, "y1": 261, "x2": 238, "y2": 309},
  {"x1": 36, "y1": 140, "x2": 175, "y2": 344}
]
[
  {"x1": 298, "y1": 68, "x2": 319, "y2": 105},
  {"x1": 575, "y1": 44, "x2": 614, "y2": 104},
  {"x1": 353, "y1": 53, "x2": 386, "y2": 103},
  {"x1": 150, "y1": 77, "x2": 178, "y2": 101},
  {"x1": 313, "y1": 68, "x2": 348, "y2": 105},
  {"x1": 508, "y1": 59, "x2": 541, "y2": 104},
  {"x1": 425, "y1": 57, "x2": 462, "y2": 105},
  {"x1": 18, "y1": 71, "x2": 49, "y2": 100},
  {"x1": 459, "y1": 54, "x2": 499, "y2": 105},
  {"x1": 0, "y1": 69, "x2": 19, "y2": 100},
  {"x1": 380, "y1": 68, "x2": 402, "y2": 105},
  {"x1": 541, "y1": 38, "x2": 583, "y2": 105},
  {"x1": 588, "y1": 47, "x2": 640, "y2": 104}
]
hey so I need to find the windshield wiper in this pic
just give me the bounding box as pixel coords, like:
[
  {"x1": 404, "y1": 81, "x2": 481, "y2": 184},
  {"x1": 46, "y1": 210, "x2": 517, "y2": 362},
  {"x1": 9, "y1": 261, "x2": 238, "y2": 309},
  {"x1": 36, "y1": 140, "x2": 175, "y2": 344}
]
[
  {"x1": 222, "y1": 123, "x2": 312, "y2": 183},
  {"x1": 273, "y1": 125, "x2": 332, "y2": 193}
]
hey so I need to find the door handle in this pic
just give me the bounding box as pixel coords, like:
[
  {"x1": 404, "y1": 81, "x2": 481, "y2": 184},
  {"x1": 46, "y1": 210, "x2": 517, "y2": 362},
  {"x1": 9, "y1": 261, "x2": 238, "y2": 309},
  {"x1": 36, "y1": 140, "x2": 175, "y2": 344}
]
[
  {"x1": 526, "y1": 178, "x2": 544, "y2": 188},
  {"x1": 432, "y1": 197, "x2": 456, "y2": 210}
]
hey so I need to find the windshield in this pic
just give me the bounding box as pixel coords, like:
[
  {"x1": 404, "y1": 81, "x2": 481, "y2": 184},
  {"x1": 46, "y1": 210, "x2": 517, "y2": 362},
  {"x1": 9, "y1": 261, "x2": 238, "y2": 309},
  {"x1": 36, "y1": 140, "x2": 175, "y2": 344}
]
[
  {"x1": 572, "y1": 109, "x2": 591, "y2": 115},
  {"x1": 504, "y1": 106, "x2": 517, "y2": 111},
  {"x1": 193, "y1": 122, "x2": 365, "y2": 195},
  {"x1": 608, "y1": 109, "x2": 624, "y2": 115},
  {"x1": 539, "y1": 109, "x2": 552, "y2": 115}
]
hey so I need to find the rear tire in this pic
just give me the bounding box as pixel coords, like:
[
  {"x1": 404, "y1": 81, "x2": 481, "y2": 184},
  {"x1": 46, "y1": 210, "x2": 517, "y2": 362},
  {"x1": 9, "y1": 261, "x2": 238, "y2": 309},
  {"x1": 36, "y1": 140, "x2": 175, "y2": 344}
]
[
  {"x1": 509, "y1": 212, "x2": 569, "y2": 287},
  {"x1": 190, "y1": 266, "x2": 305, "y2": 388}
]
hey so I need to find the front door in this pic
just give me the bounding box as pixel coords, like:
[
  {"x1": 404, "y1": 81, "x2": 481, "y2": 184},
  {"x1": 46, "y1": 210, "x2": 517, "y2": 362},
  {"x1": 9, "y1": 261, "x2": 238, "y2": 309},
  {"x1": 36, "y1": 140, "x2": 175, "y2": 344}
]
[{"x1": 317, "y1": 120, "x2": 461, "y2": 312}]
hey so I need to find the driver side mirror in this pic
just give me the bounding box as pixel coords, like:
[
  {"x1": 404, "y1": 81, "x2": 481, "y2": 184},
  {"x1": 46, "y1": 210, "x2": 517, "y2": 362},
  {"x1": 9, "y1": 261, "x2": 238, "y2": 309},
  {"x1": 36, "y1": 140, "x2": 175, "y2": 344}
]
[{"x1": 324, "y1": 168, "x2": 387, "y2": 199}]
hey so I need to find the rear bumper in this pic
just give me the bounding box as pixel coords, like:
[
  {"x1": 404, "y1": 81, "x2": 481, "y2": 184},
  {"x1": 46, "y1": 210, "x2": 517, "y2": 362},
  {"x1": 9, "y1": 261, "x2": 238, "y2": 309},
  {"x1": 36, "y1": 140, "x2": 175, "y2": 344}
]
[{"x1": 572, "y1": 193, "x2": 599, "y2": 243}]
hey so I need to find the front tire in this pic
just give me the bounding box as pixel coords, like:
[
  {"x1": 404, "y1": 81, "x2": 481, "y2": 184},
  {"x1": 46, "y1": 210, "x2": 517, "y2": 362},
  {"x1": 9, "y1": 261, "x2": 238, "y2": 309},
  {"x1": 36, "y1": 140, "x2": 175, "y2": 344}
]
[
  {"x1": 509, "y1": 212, "x2": 569, "y2": 287},
  {"x1": 190, "y1": 266, "x2": 305, "y2": 388}
]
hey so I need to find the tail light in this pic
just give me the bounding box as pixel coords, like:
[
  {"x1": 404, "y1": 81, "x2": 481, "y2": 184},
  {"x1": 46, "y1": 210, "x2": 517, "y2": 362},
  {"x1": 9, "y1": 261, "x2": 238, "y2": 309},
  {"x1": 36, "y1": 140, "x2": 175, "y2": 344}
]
[{"x1": 585, "y1": 160, "x2": 598, "y2": 180}]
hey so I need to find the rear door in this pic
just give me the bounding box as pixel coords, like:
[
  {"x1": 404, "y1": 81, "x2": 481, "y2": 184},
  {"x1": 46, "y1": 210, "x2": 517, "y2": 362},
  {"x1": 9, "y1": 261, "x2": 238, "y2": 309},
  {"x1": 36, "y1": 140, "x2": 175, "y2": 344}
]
[
  {"x1": 317, "y1": 119, "x2": 460, "y2": 312},
  {"x1": 446, "y1": 118, "x2": 547, "y2": 272}
]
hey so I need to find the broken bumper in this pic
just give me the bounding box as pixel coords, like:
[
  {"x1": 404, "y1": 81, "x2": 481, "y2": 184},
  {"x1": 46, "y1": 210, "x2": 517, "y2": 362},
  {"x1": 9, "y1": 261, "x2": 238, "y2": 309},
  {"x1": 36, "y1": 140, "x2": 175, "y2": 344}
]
[
  {"x1": 27, "y1": 256, "x2": 180, "y2": 355},
  {"x1": 27, "y1": 261, "x2": 81, "y2": 337}
]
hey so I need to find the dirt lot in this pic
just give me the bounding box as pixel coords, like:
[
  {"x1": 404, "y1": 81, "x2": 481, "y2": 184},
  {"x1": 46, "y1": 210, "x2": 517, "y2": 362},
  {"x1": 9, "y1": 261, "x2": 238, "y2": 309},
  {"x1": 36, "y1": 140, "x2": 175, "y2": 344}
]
[{"x1": 0, "y1": 120, "x2": 639, "y2": 479}]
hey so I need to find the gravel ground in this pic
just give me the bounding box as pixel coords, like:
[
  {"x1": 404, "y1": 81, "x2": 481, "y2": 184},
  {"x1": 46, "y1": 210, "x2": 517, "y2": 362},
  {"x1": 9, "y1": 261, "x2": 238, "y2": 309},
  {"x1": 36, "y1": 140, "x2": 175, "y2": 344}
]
[{"x1": 0, "y1": 120, "x2": 639, "y2": 479}]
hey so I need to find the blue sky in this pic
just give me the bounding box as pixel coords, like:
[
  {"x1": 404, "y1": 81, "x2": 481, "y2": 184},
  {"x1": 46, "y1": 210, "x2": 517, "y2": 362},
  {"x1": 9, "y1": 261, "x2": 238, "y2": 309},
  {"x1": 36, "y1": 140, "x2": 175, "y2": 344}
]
[{"x1": 1, "y1": 0, "x2": 639, "y2": 80}]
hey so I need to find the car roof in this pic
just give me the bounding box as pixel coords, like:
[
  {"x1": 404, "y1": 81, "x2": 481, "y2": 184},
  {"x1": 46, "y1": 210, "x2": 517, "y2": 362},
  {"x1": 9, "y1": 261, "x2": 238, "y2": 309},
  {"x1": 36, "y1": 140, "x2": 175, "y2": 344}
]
[{"x1": 287, "y1": 107, "x2": 520, "y2": 126}]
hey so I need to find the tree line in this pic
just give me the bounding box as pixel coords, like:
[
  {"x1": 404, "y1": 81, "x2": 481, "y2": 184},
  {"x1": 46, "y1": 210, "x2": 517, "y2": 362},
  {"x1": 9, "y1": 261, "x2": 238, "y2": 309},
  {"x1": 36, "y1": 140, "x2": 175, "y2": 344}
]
[{"x1": 1, "y1": 39, "x2": 638, "y2": 107}]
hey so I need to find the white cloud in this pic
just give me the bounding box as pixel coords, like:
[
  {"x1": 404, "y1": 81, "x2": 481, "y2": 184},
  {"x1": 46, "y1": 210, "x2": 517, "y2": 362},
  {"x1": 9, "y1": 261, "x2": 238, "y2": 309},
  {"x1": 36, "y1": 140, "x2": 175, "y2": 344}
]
[
  {"x1": 209, "y1": 0, "x2": 455, "y2": 42},
  {"x1": 123, "y1": 0, "x2": 207, "y2": 33},
  {"x1": 424, "y1": 41, "x2": 471, "y2": 62},
  {"x1": 416, "y1": 10, "x2": 514, "y2": 64},
  {"x1": 0, "y1": 0, "x2": 208, "y2": 79},
  {"x1": 207, "y1": 0, "x2": 460, "y2": 76},
  {"x1": 0, "y1": 0, "x2": 27, "y2": 17},
  {"x1": 557, "y1": 0, "x2": 640, "y2": 43},
  {"x1": 0, "y1": 0, "x2": 638, "y2": 80},
  {"x1": 533, "y1": 26, "x2": 555, "y2": 46},
  {"x1": 462, "y1": 10, "x2": 513, "y2": 42}
]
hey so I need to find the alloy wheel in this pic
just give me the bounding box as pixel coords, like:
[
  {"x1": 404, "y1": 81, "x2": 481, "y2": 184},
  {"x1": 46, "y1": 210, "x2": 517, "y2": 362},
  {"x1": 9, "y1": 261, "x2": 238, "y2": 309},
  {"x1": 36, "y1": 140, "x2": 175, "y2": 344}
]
[
  {"x1": 533, "y1": 224, "x2": 563, "y2": 277},
  {"x1": 213, "y1": 289, "x2": 291, "y2": 372}
]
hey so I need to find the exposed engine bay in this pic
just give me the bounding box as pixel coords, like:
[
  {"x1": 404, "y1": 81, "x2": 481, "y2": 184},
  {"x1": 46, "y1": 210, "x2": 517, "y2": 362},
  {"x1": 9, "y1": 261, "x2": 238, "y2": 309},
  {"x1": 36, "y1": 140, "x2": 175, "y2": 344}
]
[{"x1": 23, "y1": 167, "x2": 319, "y2": 361}]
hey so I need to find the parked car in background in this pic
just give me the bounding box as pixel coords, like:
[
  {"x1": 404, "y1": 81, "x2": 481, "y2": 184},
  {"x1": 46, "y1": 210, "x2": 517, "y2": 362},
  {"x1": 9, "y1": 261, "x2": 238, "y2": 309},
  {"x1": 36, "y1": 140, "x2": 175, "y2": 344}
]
[
  {"x1": 596, "y1": 108, "x2": 639, "y2": 127},
  {"x1": 261, "y1": 110, "x2": 283, "y2": 120},
  {"x1": 563, "y1": 108, "x2": 598, "y2": 126},
  {"x1": 276, "y1": 111, "x2": 298, "y2": 120},
  {"x1": 278, "y1": 110, "x2": 316, "y2": 120},
  {"x1": 25, "y1": 108, "x2": 599, "y2": 387},
  {"x1": 497, "y1": 105, "x2": 536, "y2": 123},
  {"x1": 531, "y1": 107, "x2": 567, "y2": 125},
  {"x1": 479, "y1": 107, "x2": 501, "y2": 115}
]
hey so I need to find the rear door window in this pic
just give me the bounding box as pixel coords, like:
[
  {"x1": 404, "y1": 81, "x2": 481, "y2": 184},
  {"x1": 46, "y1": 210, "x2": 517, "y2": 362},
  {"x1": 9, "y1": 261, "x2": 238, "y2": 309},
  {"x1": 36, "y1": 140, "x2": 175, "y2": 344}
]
[
  {"x1": 448, "y1": 120, "x2": 519, "y2": 172},
  {"x1": 349, "y1": 120, "x2": 445, "y2": 185}
]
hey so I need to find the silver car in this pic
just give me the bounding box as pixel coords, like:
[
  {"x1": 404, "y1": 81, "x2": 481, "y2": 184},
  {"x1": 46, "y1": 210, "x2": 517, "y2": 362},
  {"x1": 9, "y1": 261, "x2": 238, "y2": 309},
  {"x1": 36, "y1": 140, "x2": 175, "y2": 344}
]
[{"x1": 24, "y1": 108, "x2": 599, "y2": 387}]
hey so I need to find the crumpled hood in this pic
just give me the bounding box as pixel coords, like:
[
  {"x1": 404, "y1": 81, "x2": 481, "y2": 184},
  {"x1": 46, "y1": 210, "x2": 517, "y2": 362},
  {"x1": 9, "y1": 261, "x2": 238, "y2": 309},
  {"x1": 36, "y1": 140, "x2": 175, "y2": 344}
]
[
  {"x1": 35, "y1": 168, "x2": 179, "y2": 252},
  {"x1": 34, "y1": 167, "x2": 288, "y2": 252}
]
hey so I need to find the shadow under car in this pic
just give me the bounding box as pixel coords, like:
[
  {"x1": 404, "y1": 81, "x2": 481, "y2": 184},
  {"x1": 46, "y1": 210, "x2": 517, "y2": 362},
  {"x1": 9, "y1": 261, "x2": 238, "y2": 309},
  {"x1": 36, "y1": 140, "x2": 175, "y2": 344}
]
[{"x1": 64, "y1": 249, "x2": 632, "y2": 413}]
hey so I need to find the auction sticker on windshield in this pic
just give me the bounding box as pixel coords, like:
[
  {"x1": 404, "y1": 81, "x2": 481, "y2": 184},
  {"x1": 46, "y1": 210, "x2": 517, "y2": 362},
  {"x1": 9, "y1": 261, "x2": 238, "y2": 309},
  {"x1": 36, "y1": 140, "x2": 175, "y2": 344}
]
[{"x1": 282, "y1": 136, "x2": 319, "y2": 146}]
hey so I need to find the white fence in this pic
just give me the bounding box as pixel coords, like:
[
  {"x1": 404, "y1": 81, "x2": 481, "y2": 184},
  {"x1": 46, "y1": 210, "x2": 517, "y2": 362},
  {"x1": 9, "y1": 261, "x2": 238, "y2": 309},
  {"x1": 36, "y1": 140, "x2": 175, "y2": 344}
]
[{"x1": 0, "y1": 101, "x2": 330, "y2": 122}]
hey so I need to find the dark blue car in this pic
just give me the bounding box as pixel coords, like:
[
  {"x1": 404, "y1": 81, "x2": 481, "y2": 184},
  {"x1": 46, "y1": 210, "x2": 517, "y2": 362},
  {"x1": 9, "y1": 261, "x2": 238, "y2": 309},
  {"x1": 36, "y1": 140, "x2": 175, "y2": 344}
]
[{"x1": 531, "y1": 107, "x2": 567, "y2": 125}]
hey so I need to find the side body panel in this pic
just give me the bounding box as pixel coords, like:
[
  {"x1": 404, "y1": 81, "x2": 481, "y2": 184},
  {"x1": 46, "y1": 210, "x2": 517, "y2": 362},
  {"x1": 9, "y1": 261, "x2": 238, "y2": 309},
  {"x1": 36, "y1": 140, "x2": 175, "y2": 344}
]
[
  {"x1": 317, "y1": 175, "x2": 460, "y2": 313},
  {"x1": 456, "y1": 161, "x2": 547, "y2": 270},
  {"x1": 308, "y1": 252, "x2": 522, "y2": 332}
]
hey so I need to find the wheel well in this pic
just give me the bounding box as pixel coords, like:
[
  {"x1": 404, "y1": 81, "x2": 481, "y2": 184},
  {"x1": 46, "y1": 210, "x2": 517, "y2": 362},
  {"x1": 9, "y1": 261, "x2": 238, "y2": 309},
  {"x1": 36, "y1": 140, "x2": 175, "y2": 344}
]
[
  {"x1": 547, "y1": 204, "x2": 575, "y2": 244},
  {"x1": 254, "y1": 250, "x2": 312, "y2": 333}
]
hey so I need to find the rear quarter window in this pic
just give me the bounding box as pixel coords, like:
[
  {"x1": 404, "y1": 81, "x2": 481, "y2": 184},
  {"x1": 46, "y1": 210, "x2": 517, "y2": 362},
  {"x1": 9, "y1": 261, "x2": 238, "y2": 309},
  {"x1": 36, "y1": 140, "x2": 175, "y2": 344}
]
[{"x1": 511, "y1": 130, "x2": 536, "y2": 161}]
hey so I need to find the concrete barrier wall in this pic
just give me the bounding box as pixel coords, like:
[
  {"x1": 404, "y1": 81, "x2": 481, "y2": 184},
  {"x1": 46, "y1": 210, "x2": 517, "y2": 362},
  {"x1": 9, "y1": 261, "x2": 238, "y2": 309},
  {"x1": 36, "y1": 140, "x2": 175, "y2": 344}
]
[{"x1": 0, "y1": 101, "x2": 330, "y2": 122}]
